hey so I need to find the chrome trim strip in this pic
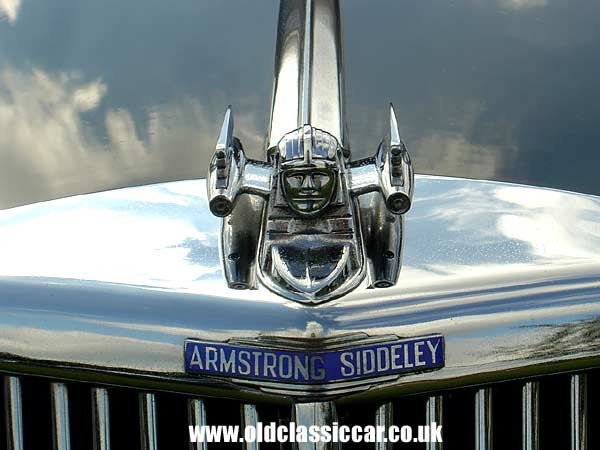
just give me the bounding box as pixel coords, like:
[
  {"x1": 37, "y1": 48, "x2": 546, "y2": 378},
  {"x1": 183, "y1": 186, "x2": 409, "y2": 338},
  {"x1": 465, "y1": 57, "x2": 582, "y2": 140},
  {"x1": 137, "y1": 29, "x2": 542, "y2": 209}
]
[
  {"x1": 139, "y1": 393, "x2": 158, "y2": 450},
  {"x1": 522, "y1": 381, "x2": 538, "y2": 450},
  {"x1": 4, "y1": 376, "x2": 24, "y2": 450},
  {"x1": 475, "y1": 388, "x2": 492, "y2": 450},
  {"x1": 426, "y1": 396, "x2": 443, "y2": 450},
  {"x1": 92, "y1": 387, "x2": 111, "y2": 450},
  {"x1": 375, "y1": 402, "x2": 393, "y2": 450},
  {"x1": 51, "y1": 382, "x2": 71, "y2": 450},
  {"x1": 188, "y1": 398, "x2": 207, "y2": 450},
  {"x1": 301, "y1": 0, "x2": 312, "y2": 126},
  {"x1": 570, "y1": 374, "x2": 587, "y2": 450},
  {"x1": 241, "y1": 404, "x2": 261, "y2": 450},
  {"x1": 293, "y1": 402, "x2": 338, "y2": 450}
]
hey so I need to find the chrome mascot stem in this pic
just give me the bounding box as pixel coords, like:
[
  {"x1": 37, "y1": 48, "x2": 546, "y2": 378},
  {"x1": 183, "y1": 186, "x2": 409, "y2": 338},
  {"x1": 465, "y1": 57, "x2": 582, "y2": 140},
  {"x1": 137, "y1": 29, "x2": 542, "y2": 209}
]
[{"x1": 268, "y1": 0, "x2": 346, "y2": 149}]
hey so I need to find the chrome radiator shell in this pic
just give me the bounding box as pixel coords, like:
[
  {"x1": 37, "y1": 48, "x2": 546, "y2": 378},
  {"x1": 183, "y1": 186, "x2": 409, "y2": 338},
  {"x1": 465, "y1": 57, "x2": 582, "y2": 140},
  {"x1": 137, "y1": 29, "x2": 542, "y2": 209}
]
[{"x1": 0, "y1": 175, "x2": 598, "y2": 402}]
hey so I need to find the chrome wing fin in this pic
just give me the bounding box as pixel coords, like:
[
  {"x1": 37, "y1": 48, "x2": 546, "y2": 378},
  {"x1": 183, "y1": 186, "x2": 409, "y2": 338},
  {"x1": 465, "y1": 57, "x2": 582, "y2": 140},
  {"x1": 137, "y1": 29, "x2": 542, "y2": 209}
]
[
  {"x1": 206, "y1": 106, "x2": 273, "y2": 217},
  {"x1": 348, "y1": 104, "x2": 414, "y2": 214}
]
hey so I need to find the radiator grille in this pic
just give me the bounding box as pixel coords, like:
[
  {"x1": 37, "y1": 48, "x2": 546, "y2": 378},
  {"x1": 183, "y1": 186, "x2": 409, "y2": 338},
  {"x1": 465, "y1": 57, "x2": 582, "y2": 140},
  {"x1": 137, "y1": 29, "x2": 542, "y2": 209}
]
[{"x1": 2, "y1": 369, "x2": 598, "y2": 449}]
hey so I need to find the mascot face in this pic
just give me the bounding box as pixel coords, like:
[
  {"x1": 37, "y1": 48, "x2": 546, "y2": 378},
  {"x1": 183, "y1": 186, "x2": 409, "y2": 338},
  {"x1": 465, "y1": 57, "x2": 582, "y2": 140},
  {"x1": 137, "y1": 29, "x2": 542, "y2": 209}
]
[{"x1": 281, "y1": 161, "x2": 336, "y2": 215}]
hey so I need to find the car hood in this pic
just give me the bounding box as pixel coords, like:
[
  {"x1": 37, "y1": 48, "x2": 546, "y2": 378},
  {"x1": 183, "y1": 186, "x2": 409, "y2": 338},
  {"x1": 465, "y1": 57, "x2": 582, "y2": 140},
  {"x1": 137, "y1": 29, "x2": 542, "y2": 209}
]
[{"x1": 2, "y1": 0, "x2": 600, "y2": 210}]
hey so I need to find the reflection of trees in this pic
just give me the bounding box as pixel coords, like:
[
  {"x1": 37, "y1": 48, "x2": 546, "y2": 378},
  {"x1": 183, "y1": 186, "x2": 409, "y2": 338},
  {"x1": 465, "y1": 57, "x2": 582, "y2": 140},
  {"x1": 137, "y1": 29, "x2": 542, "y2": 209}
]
[
  {"x1": 175, "y1": 238, "x2": 220, "y2": 267},
  {"x1": 520, "y1": 317, "x2": 600, "y2": 360}
]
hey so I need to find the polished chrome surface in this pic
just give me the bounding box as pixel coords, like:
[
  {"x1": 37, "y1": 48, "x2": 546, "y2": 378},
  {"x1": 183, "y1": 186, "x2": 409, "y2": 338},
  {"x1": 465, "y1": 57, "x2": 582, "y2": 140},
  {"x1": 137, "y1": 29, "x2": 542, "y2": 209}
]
[
  {"x1": 221, "y1": 194, "x2": 264, "y2": 290},
  {"x1": 0, "y1": 176, "x2": 599, "y2": 400},
  {"x1": 269, "y1": 0, "x2": 302, "y2": 149},
  {"x1": 92, "y1": 387, "x2": 111, "y2": 450},
  {"x1": 242, "y1": 404, "x2": 261, "y2": 450},
  {"x1": 51, "y1": 382, "x2": 71, "y2": 450},
  {"x1": 208, "y1": 107, "x2": 269, "y2": 289},
  {"x1": 475, "y1": 388, "x2": 492, "y2": 450},
  {"x1": 4, "y1": 376, "x2": 24, "y2": 450},
  {"x1": 570, "y1": 374, "x2": 587, "y2": 450},
  {"x1": 301, "y1": 0, "x2": 312, "y2": 128},
  {"x1": 358, "y1": 192, "x2": 403, "y2": 288},
  {"x1": 308, "y1": 0, "x2": 344, "y2": 144},
  {"x1": 268, "y1": 0, "x2": 344, "y2": 149},
  {"x1": 256, "y1": 126, "x2": 367, "y2": 304},
  {"x1": 293, "y1": 402, "x2": 339, "y2": 450},
  {"x1": 188, "y1": 398, "x2": 207, "y2": 450},
  {"x1": 139, "y1": 393, "x2": 158, "y2": 450},
  {"x1": 522, "y1": 381, "x2": 538, "y2": 450},
  {"x1": 426, "y1": 395, "x2": 443, "y2": 450},
  {"x1": 208, "y1": 0, "x2": 413, "y2": 303},
  {"x1": 375, "y1": 402, "x2": 393, "y2": 450}
]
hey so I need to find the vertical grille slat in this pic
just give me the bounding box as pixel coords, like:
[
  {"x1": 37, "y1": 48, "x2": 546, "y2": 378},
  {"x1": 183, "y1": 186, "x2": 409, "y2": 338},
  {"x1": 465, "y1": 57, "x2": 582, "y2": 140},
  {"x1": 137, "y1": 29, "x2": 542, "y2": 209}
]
[
  {"x1": 522, "y1": 381, "x2": 539, "y2": 450},
  {"x1": 51, "y1": 382, "x2": 71, "y2": 450},
  {"x1": 188, "y1": 398, "x2": 207, "y2": 450},
  {"x1": 241, "y1": 404, "x2": 260, "y2": 450},
  {"x1": 374, "y1": 402, "x2": 393, "y2": 450},
  {"x1": 92, "y1": 387, "x2": 111, "y2": 450},
  {"x1": 570, "y1": 374, "x2": 587, "y2": 450},
  {"x1": 293, "y1": 402, "x2": 337, "y2": 450},
  {"x1": 4, "y1": 376, "x2": 24, "y2": 450},
  {"x1": 0, "y1": 369, "x2": 597, "y2": 448},
  {"x1": 139, "y1": 393, "x2": 158, "y2": 450},
  {"x1": 426, "y1": 395, "x2": 443, "y2": 450},
  {"x1": 475, "y1": 388, "x2": 492, "y2": 450}
]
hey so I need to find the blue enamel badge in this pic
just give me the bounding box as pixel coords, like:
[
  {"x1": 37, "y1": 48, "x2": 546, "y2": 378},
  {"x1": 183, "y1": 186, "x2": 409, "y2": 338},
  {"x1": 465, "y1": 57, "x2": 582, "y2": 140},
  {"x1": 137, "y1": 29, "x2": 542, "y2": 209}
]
[{"x1": 184, "y1": 335, "x2": 444, "y2": 384}]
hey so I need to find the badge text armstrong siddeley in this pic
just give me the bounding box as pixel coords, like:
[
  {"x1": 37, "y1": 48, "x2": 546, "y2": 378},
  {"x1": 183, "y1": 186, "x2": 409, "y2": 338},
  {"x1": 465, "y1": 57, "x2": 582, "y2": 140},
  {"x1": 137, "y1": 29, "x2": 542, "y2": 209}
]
[{"x1": 184, "y1": 335, "x2": 444, "y2": 383}]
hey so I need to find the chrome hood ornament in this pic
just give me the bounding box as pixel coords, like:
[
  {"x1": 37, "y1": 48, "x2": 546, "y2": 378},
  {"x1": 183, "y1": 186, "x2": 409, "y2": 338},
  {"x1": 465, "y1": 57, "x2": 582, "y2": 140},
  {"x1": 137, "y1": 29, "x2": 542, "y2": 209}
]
[{"x1": 207, "y1": 0, "x2": 413, "y2": 304}]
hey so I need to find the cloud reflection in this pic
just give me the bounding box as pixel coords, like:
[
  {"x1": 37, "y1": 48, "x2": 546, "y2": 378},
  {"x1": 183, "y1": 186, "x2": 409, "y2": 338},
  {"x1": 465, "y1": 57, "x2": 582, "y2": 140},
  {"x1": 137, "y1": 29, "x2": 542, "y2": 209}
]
[
  {"x1": 496, "y1": 186, "x2": 600, "y2": 260},
  {"x1": 0, "y1": 67, "x2": 264, "y2": 209},
  {"x1": 348, "y1": 97, "x2": 520, "y2": 185},
  {"x1": 498, "y1": 0, "x2": 547, "y2": 10},
  {"x1": 0, "y1": 0, "x2": 21, "y2": 23}
]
